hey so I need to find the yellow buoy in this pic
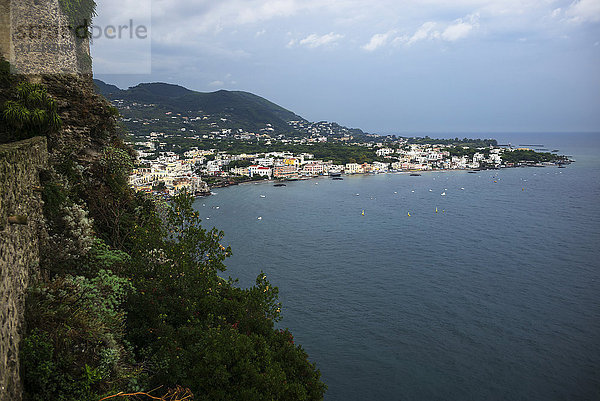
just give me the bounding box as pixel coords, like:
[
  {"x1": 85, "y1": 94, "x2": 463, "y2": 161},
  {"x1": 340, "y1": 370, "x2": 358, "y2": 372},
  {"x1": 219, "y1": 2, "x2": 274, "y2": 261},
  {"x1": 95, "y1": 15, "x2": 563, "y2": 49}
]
[
  {"x1": 361, "y1": 210, "x2": 365, "y2": 216},
  {"x1": 407, "y1": 212, "x2": 411, "y2": 217}
]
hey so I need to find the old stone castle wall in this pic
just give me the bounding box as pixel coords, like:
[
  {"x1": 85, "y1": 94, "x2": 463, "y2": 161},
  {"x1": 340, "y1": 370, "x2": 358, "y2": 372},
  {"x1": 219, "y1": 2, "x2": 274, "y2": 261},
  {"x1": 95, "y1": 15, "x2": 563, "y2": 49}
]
[
  {"x1": 0, "y1": 137, "x2": 48, "y2": 401},
  {"x1": 0, "y1": 0, "x2": 90, "y2": 74}
]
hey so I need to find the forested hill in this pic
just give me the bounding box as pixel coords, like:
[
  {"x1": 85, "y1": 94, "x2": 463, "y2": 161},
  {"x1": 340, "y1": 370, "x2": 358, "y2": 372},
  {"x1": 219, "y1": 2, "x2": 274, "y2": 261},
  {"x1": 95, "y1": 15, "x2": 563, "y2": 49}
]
[{"x1": 94, "y1": 79, "x2": 305, "y2": 133}]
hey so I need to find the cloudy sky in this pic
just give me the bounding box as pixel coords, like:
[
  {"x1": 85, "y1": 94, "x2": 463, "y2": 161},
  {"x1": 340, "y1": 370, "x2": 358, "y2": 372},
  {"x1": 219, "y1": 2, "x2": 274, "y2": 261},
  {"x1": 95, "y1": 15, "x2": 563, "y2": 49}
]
[{"x1": 92, "y1": 0, "x2": 600, "y2": 134}]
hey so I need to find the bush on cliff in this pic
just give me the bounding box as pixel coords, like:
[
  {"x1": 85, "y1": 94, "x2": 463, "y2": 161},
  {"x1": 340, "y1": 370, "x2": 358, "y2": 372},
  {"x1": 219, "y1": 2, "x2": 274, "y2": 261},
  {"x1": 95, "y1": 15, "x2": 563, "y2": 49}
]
[
  {"x1": 1, "y1": 82, "x2": 62, "y2": 142},
  {"x1": 15, "y1": 72, "x2": 326, "y2": 399},
  {"x1": 125, "y1": 191, "x2": 326, "y2": 400}
]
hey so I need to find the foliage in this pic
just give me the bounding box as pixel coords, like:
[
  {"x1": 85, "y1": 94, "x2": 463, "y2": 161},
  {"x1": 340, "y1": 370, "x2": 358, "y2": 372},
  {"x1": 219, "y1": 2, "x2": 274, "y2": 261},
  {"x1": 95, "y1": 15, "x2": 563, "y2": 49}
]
[
  {"x1": 22, "y1": 270, "x2": 136, "y2": 401},
  {"x1": 94, "y1": 80, "x2": 301, "y2": 134},
  {"x1": 501, "y1": 149, "x2": 564, "y2": 164},
  {"x1": 124, "y1": 192, "x2": 326, "y2": 400},
  {"x1": 99, "y1": 146, "x2": 135, "y2": 188},
  {"x1": 46, "y1": 201, "x2": 95, "y2": 266},
  {"x1": 443, "y1": 146, "x2": 479, "y2": 158},
  {"x1": 1, "y1": 82, "x2": 62, "y2": 141},
  {"x1": 26, "y1": 136, "x2": 326, "y2": 400},
  {"x1": 58, "y1": 0, "x2": 97, "y2": 32},
  {"x1": 226, "y1": 159, "x2": 252, "y2": 169},
  {"x1": 0, "y1": 56, "x2": 12, "y2": 86},
  {"x1": 86, "y1": 145, "x2": 137, "y2": 249}
]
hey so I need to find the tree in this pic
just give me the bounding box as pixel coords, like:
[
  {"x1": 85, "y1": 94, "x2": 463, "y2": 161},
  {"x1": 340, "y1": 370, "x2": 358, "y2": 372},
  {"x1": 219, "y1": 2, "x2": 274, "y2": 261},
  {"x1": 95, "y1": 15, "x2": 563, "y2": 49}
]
[{"x1": 125, "y1": 192, "x2": 326, "y2": 400}]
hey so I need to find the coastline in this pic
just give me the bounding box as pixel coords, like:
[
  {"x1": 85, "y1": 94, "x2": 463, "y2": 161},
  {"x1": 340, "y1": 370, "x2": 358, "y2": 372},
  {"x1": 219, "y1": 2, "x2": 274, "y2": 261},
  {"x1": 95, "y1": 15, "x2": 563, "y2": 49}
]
[{"x1": 197, "y1": 161, "x2": 572, "y2": 195}]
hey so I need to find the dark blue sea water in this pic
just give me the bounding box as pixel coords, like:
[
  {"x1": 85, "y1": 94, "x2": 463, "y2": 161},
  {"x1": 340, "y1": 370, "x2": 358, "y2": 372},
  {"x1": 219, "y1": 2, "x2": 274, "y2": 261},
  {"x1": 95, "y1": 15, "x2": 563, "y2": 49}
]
[{"x1": 193, "y1": 133, "x2": 600, "y2": 400}]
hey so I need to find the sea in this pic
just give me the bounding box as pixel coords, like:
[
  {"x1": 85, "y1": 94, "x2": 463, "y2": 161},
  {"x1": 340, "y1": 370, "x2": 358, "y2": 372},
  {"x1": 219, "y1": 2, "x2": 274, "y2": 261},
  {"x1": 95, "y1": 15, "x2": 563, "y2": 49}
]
[{"x1": 193, "y1": 133, "x2": 600, "y2": 401}]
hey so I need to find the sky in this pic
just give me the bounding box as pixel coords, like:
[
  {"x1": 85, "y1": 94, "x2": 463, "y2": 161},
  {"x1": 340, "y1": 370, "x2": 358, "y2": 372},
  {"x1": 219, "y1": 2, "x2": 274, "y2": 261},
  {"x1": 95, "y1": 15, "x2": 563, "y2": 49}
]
[{"x1": 92, "y1": 0, "x2": 600, "y2": 134}]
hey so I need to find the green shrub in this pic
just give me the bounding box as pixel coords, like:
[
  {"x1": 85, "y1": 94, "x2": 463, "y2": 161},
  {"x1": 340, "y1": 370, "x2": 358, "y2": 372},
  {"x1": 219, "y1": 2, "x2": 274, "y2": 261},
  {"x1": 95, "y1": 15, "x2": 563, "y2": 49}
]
[
  {"x1": 58, "y1": 0, "x2": 97, "y2": 31},
  {"x1": 125, "y1": 192, "x2": 326, "y2": 400},
  {"x1": 22, "y1": 270, "x2": 137, "y2": 400},
  {"x1": 1, "y1": 82, "x2": 62, "y2": 141}
]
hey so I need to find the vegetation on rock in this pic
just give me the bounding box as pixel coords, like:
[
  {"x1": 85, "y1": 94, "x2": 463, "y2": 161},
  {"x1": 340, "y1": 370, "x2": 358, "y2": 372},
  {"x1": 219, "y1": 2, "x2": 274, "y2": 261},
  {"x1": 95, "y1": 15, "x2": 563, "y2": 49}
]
[
  {"x1": 58, "y1": 0, "x2": 97, "y2": 32},
  {"x1": 0, "y1": 62, "x2": 325, "y2": 400},
  {"x1": 1, "y1": 82, "x2": 62, "y2": 141}
]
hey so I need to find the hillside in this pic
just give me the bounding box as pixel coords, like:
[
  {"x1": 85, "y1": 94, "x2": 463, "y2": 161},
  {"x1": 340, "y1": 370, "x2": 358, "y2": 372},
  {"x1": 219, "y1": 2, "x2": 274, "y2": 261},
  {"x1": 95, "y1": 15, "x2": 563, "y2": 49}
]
[
  {"x1": 94, "y1": 79, "x2": 305, "y2": 134},
  {"x1": 1, "y1": 61, "x2": 326, "y2": 401}
]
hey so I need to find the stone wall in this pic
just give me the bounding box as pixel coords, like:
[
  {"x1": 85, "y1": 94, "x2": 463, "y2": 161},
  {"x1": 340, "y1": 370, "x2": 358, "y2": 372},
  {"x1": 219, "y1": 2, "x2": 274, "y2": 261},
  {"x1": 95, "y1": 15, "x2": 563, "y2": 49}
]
[
  {"x1": 0, "y1": 136, "x2": 48, "y2": 401},
  {"x1": 0, "y1": 0, "x2": 91, "y2": 74},
  {"x1": 0, "y1": 0, "x2": 11, "y2": 63}
]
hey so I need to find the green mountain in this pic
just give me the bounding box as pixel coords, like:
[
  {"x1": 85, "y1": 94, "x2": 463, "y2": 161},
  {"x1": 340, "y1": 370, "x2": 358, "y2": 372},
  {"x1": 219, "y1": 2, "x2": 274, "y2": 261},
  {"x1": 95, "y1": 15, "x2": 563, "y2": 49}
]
[{"x1": 94, "y1": 79, "x2": 305, "y2": 134}]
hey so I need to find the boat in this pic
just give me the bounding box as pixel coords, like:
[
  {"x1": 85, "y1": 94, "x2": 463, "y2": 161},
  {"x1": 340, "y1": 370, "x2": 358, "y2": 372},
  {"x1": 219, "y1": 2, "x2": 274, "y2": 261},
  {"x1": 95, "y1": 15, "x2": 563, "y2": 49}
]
[
  {"x1": 441, "y1": 192, "x2": 446, "y2": 196},
  {"x1": 332, "y1": 177, "x2": 343, "y2": 180},
  {"x1": 409, "y1": 173, "x2": 421, "y2": 176},
  {"x1": 330, "y1": 172, "x2": 342, "y2": 177},
  {"x1": 273, "y1": 183, "x2": 286, "y2": 187},
  {"x1": 257, "y1": 216, "x2": 262, "y2": 220},
  {"x1": 468, "y1": 171, "x2": 477, "y2": 174},
  {"x1": 260, "y1": 195, "x2": 266, "y2": 198}
]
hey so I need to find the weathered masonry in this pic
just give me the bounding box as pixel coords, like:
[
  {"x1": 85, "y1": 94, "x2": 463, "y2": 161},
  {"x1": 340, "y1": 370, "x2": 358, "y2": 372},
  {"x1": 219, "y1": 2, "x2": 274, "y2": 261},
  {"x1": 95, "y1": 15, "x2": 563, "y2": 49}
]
[{"x1": 0, "y1": 137, "x2": 48, "y2": 401}]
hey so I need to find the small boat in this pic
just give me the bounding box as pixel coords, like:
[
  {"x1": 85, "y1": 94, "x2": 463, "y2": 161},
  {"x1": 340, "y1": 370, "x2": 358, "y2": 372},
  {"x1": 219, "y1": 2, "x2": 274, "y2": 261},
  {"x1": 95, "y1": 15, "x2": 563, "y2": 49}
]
[
  {"x1": 257, "y1": 216, "x2": 262, "y2": 220},
  {"x1": 441, "y1": 192, "x2": 446, "y2": 196},
  {"x1": 330, "y1": 172, "x2": 342, "y2": 177},
  {"x1": 356, "y1": 193, "x2": 360, "y2": 196},
  {"x1": 468, "y1": 171, "x2": 477, "y2": 174},
  {"x1": 260, "y1": 195, "x2": 266, "y2": 198},
  {"x1": 273, "y1": 183, "x2": 286, "y2": 187},
  {"x1": 332, "y1": 177, "x2": 343, "y2": 180},
  {"x1": 409, "y1": 173, "x2": 421, "y2": 176}
]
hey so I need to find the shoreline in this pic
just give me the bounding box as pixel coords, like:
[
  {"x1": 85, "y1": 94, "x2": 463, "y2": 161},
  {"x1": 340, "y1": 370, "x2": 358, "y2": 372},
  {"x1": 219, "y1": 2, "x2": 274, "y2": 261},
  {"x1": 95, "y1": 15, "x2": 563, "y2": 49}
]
[{"x1": 196, "y1": 161, "x2": 571, "y2": 195}]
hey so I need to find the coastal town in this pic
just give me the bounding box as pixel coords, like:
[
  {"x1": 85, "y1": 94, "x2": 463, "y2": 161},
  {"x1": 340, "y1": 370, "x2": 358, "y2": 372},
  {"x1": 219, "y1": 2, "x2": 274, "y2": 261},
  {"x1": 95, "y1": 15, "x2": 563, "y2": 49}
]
[
  {"x1": 95, "y1": 81, "x2": 567, "y2": 196},
  {"x1": 127, "y1": 132, "x2": 567, "y2": 196}
]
